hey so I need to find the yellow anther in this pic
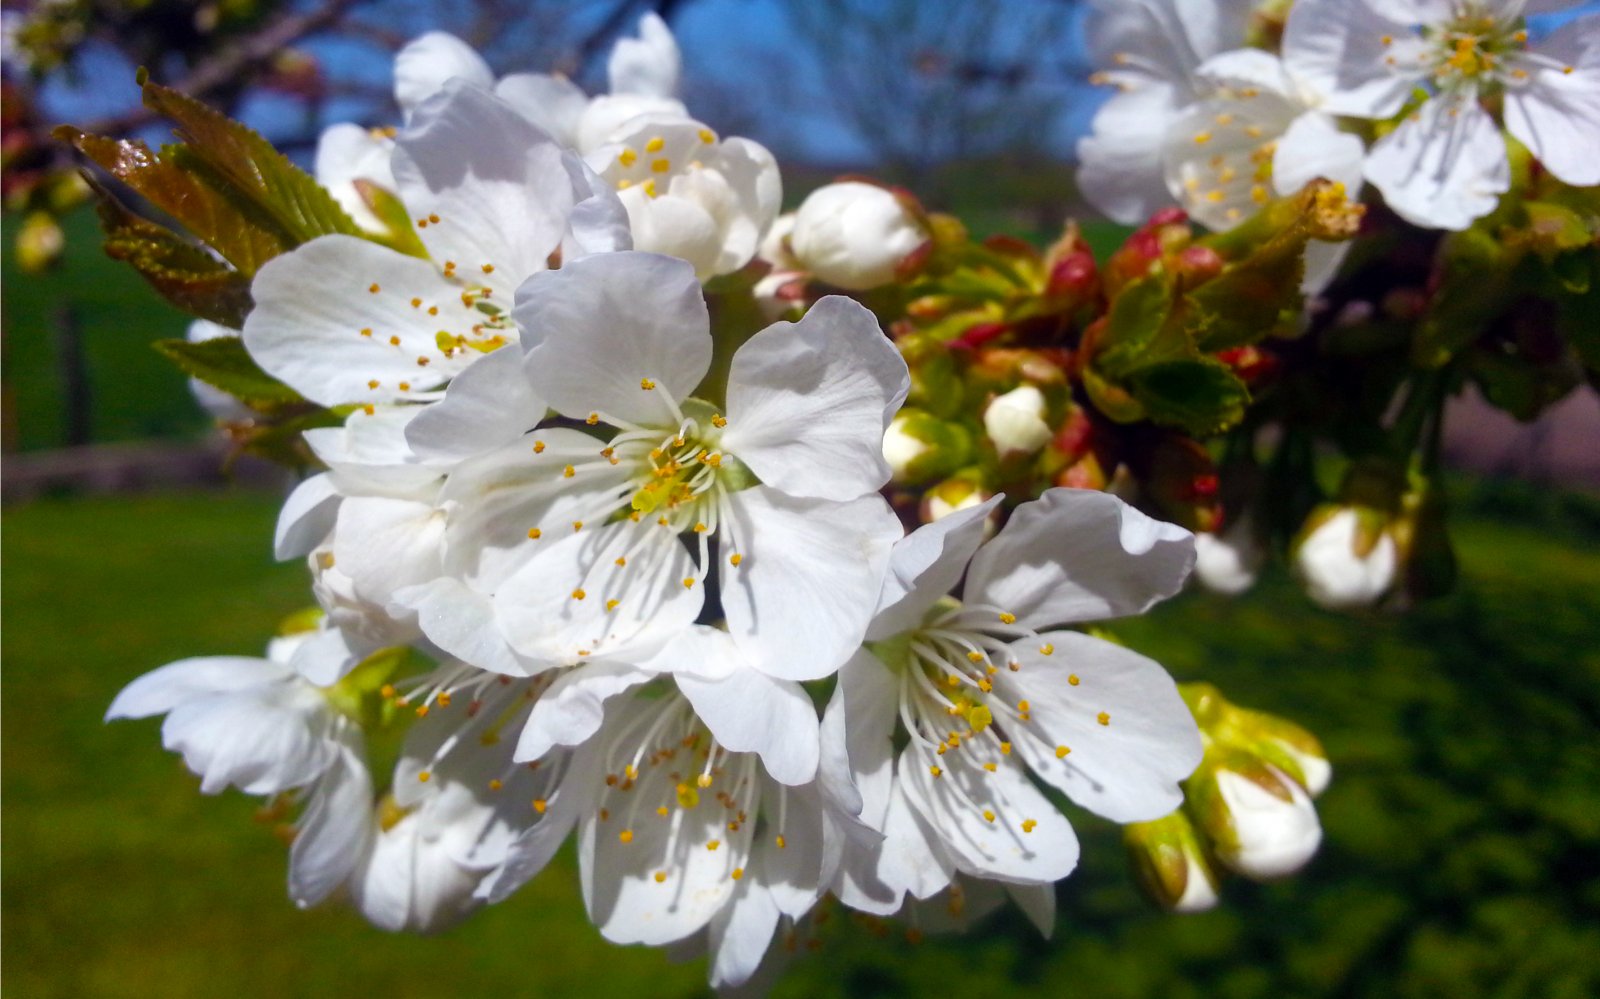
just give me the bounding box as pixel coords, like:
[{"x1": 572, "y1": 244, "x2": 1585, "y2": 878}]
[
  {"x1": 640, "y1": 377, "x2": 656, "y2": 390},
  {"x1": 417, "y1": 771, "x2": 431, "y2": 783},
  {"x1": 1193, "y1": 131, "x2": 1212, "y2": 144},
  {"x1": 651, "y1": 158, "x2": 671, "y2": 173},
  {"x1": 643, "y1": 178, "x2": 658, "y2": 198},
  {"x1": 683, "y1": 577, "x2": 695, "y2": 589},
  {"x1": 1039, "y1": 643, "x2": 1055, "y2": 656},
  {"x1": 389, "y1": 336, "x2": 402, "y2": 346},
  {"x1": 532, "y1": 440, "x2": 545, "y2": 454},
  {"x1": 368, "y1": 283, "x2": 380, "y2": 293},
  {"x1": 1098, "y1": 711, "x2": 1111, "y2": 726},
  {"x1": 711, "y1": 414, "x2": 727, "y2": 428},
  {"x1": 437, "y1": 692, "x2": 451, "y2": 708},
  {"x1": 982, "y1": 762, "x2": 997, "y2": 772},
  {"x1": 398, "y1": 381, "x2": 411, "y2": 391},
  {"x1": 615, "y1": 556, "x2": 627, "y2": 567},
  {"x1": 1214, "y1": 112, "x2": 1234, "y2": 126},
  {"x1": 619, "y1": 829, "x2": 634, "y2": 844},
  {"x1": 1017, "y1": 700, "x2": 1030, "y2": 713},
  {"x1": 606, "y1": 599, "x2": 620, "y2": 611},
  {"x1": 1068, "y1": 674, "x2": 1080, "y2": 686},
  {"x1": 1206, "y1": 189, "x2": 1225, "y2": 203},
  {"x1": 775, "y1": 834, "x2": 787, "y2": 849},
  {"x1": 359, "y1": 327, "x2": 372, "y2": 337},
  {"x1": 414, "y1": 705, "x2": 429, "y2": 718},
  {"x1": 983, "y1": 809, "x2": 996, "y2": 823},
  {"x1": 619, "y1": 147, "x2": 638, "y2": 167},
  {"x1": 1251, "y1": 184, "x2": 1268, "y2": 203},
  {"x1": 362, "y1": 404, "x2": 375, "y2": 415},
  {"x1": 586, "y1": 412, "x2": 600, "y2": 425},
  {"x1": 410, "y1": 297, "x2": 422, "y2": 308},
  {"x1": 977, "y1": 678, "x2": 993, "y2": 693},
  {"x1": 571, "y1": 588, "x2": 586, "y2": 600},
  {"x1": 999, "y1": 612, "x2": 1016, "y2": 624},
  {"x1": 1000, "y1": 742, "x2": 1012, "y2": 755},
  {"x1": 572, "y1": 520, "x2": 584, "y2": 531},
  {"x1": 368, "y1": 379, "x2": 380, "y2": 389},
  {"x1": 380, "y1": 684, "x2": 396, "y2": 699},
  {"x1": 656, "y1": 805, "x2": 670, "y2": 817},
  {"x1": 1022, "y1": 819, "x2": 1037, "y2": 833},
  {"x1": 706, "y1": 839, "x2": 720, "y2": 851},
  {"x1": 693, "y1": 522, "x2": 708, "y2": 533},
  {"x1": 731, "y1": 867, "x2": 744, "y2": 881},
  {"x1": 1244, "y1": 124, "x2": 1264, "y2": 138},
  {"x1": 532, "y1": 798, "x2": 547, "y2": 813},
  {"x1": 645, "y1": 136, "x2": 665, "y2": 153},
  {"x1": 697, "y1": 774, "x2": 713, "y2": 788},
  {"x1": 698, "y1": 128, "x2": 715, "y2": 144},
  {"x1": 488, "y1": 778, "x2": 502, "y2": 791},
  {"x1": 624, "y1": 765, "x2": 638, "y2": 780},
  {"x1": 563, "y1": 464, "x2": 576, "y2": 478},
  {"x1": 930, "y1": 765, "x2": 943, "y2": 777},
  {"x1": 966, "y1": 651, "x2": 984, "y2": 663},
  {"x1": 729, "y1": 553, "x2": 742, "y2": 567},
  {"x1": 528, "y1": 528, "x2": 542, "y2": 540},
  {"x1": 1055, "y1": 745, "x2": 1071, "y2": 758},
  {"x1": 481, "y1": 264, "x2": 495, "y2": 274}
]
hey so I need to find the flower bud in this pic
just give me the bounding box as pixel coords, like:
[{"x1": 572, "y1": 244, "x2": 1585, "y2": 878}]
[
  {"x1": 1125, "y1": 810, "x2": 1220, "y2": 913},
  {"x1": 789, "y1": 181, "x2": 929, "y2": 290},
  {"x1": 982, "y1": 385, "x2": 1052, "y2": 459},
  {"x1": 920, "y1": 472, "x2": 993, "y2": 524},
  {"x1": 1292, "y1": 505, "x2": 1397, "y2": 609},
  {"x1": 17, "y1": 210, "x2": 64, "y2": 274},
  {"x1": 1193, "y1": 514, "x2": 1265, "y2": 596},
  {"x1": 883, "y1": 408, "x2": 973, "y2": 485},
  {"x1": 1188, "y1": 751, "x2": 1322, "y2": 880}
]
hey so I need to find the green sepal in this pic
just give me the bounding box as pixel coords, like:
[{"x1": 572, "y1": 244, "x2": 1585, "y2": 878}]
[
  {"x1": 354, "y1": 179, "x2": 430, "y2": 259},
  {"x1": 152, "y1": 336, "x2": 302, "y2": 409},
  {"x1": 1093, "y1": 274, "x2": 1174, "y2": 379}
]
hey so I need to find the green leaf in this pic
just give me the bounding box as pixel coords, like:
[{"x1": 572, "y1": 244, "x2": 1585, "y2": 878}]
[
  {"x1": 140, "y1": 80, "x2": 363, "y2": 246},
  {"x1": 1094, "y1": 275, "x2": 1175, "y2": 379},
  {"x1": 236, "y1": 406, "x2": 347, "y2": 468},
  {"x1": 1128, "y1": 357, "x2": 1250, "y2": 437},
  {"x1": 1082, "y1": 365, "x2": 1147, "y2": 424},
  {"x1": 93, "y1": 179, "x2": 253, "y2": 327},
  {"x1": 1185, "y1": 239, "x2": 1304, "y2": 352},
  {"x1": 1411, "y1": 227, "x2": 1515, "y2": 368},
  {"x1": 152, "y1": 336, "x2": 303, "y2": 409},
  {"x1": 353, "y1": 179, "x2": 429, "y2": 258},
  {"x1": 58, "y1": 126, "x2": 288, "y2": 276}
]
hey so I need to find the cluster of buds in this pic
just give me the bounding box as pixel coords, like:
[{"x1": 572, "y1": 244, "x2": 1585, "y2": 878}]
[{"x1": 1125, "y1": 682, "x2": 1330, "y2": 912}]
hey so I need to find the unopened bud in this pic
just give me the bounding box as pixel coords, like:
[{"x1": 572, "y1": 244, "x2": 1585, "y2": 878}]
[
  {"x1": 1125, "y1": 810, "x2": 1220, "y2": 913},
  {"x1": 983, "y1": 385, "x2": 1052, "y2": 458},
  {"x1": 16, "y1": 210, "x2": 64, "y2": 274},
  {"x1": 1189, "y1": 751, "x2": 1322, "y2": 880},
  {"x1": 1193, "y1": 514, "x2": 1265, "y2": 596},
  {"x1": 790, "y1": 181, "x2": 929, "y2": 290},
  {"x1": 882, "y1": 409, "x2": 972, "y2": 485},
  {"x1": 1292, "y1": 505, "x2": 1396, "y2": 609},
  {"x1": 921, "y1": 473, "x2": 993, "y2": 524}
]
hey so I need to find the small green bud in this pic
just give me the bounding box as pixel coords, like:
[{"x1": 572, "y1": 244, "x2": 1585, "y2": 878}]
[
  {"x1": 1125, "y1": 810, "x2": 1220, "y2": 913},
  {"x1": 883, "y1": 408, "x2": 973, "y2": 486}
]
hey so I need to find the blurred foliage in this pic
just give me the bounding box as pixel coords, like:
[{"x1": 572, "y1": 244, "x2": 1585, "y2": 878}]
[{"x1": 4, "y1": 483, "x2": 1596, "y2": 997}]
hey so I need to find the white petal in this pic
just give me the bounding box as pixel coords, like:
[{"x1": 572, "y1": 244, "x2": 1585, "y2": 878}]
[
  {"x1": 393, "y1": 32, "x2": 493, "y2": 115},
  {"x1": 1076, "y1": 86, "x2": 1186, "y2": 224},
  {"x1": 288, "y1": 624, "x2": 364, "y2": 686},
  {"x1": 1214, "y1": 766, "x2": 1323, "y2": 878},
  {"x1": 313, "y1": 123, "x2": 395, "y2": 233},
  {"x1": 243, "y1": 235, "x2": 479, "y2": 407},
  {"x1": 486, "y1": 742, "x2": 602, "y2": 902},
  {"x1": 1006, "y1": 882, "x2": 1056, "y2": 938},
  {"x1": 902, "y1": 743, "x2": 1080, "y2": 884},
  {"x1": 1505, "y1": 17, "x2": 1600, "y2": 187},
  {"x1": 393, "y1": 577, "x2": 532, "y2": 677},
  {"x1": 617, "y1": 188, "x2": 724, "y2": 277},
  {"x1": 394, "y1": 81, "x2": 579, "y2": 295},
  {"x1": 1364, "y1": 96, "x2": 1510, "y2": 231},
  {"x1": 289, "y1": 732, "x2": 374, "y2": 907},
  {"x1": 493, "y1": 72, "x2": 589, "y2": 147},
  {"x1": 1281, "y1": 0, "x2": 1423, "y2": 118},
  {"x1": 708, "y1": 880, "x2": 780, "y2": 989},
  {"x1": 275, "y1": 474, "x2": 342, "y2": 561},
  {"x1": 330, "y1": 495, "x2": 446, "y2": 608},
  {"x1": 719, "y1": 137, "x2": 783, "y2": 241},
  {"x1": 403, "y1": 344, "x2": 545, "y2": 464},
  {"x1": 161, "y1": 682, "x2": 336, "y2": 795},
  {"x1": 719, "y1": 488, "x2": 901, "y2": 682},
  {"x1": 753, "y1": 777, "x2": 828, "y2": 918},
  {"x1": 965, "y1": 488, "x2": 1194, "y2": 628},
  {"x1": 608, "y1": 11, "x2": 681, "y2": 97},
  {"x1": 722, "y1": 296, "x2": 909, "y2": 501},
  {"x1": 106, "y1": 655, "x2": 287, "y2": 720},
  {"x1": 674, "y1": 635, "x2": 821, "y2": 786},
  {"x1": 1193, "y1": 48, "x2": 1295, "y2": 97},
  {"x1": 493, "y1": 519, "x2": 702, "y2": 667},
  {"x1": 997, "y1": 631, "x2": 1203, "y2": 823},
  {"x1": 515, "y1": 661, "x2": 653, "y2": 762},
  {"x1": 868, "y1": 496, "x2": 1001, "y2": 640},
  {"x1": 303, "y1": 405, "x2": 440, "y2": 497},
  {"x1": 514, "y1": 251, "x2": 710, "y2": 427},
  {"x1": 1273, "y1": 112, "x2": 1367, "y2": 196}
]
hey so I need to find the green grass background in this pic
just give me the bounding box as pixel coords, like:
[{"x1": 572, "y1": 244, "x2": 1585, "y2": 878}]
[{"x1": 5, "y1": 485, "x2": 1598, "y2": 998}]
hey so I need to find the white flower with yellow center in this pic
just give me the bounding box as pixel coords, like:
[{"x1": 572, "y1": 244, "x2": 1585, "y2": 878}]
[
  {"x1": 105, "y1": 633, "x2": 374, "y2": 909},
  {"x1": 590, "y1": 117, "x2": 781, "y2": 279},
  {"x1": 1076, "y1": 0, "x2": 1256, "y2": 223},
  {"x1": 403, "y1": 251, "x2": 906, "y2": 688},
  {"x1": 484, "y1": 668, "x2": 832, "y2": 985},
  {"x1": 243, "y1": 81, "x2": 629, "y2": 408},
  {"x1": 823, "y1": 489, "x2": 1202, "y2": 910},
  {"x1": 1284, "y1": 0, "x2": 1600, "y2": 229}
]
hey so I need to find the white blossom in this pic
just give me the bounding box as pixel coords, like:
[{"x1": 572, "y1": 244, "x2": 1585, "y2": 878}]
[{"x1": 788, "y1": 181, "x2": 927, "y2": 291}]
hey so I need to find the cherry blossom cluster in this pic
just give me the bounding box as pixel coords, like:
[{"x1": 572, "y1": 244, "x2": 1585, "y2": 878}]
[{"x1": 110, "y1": 17, "x2": 1232, "y2": 991}]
